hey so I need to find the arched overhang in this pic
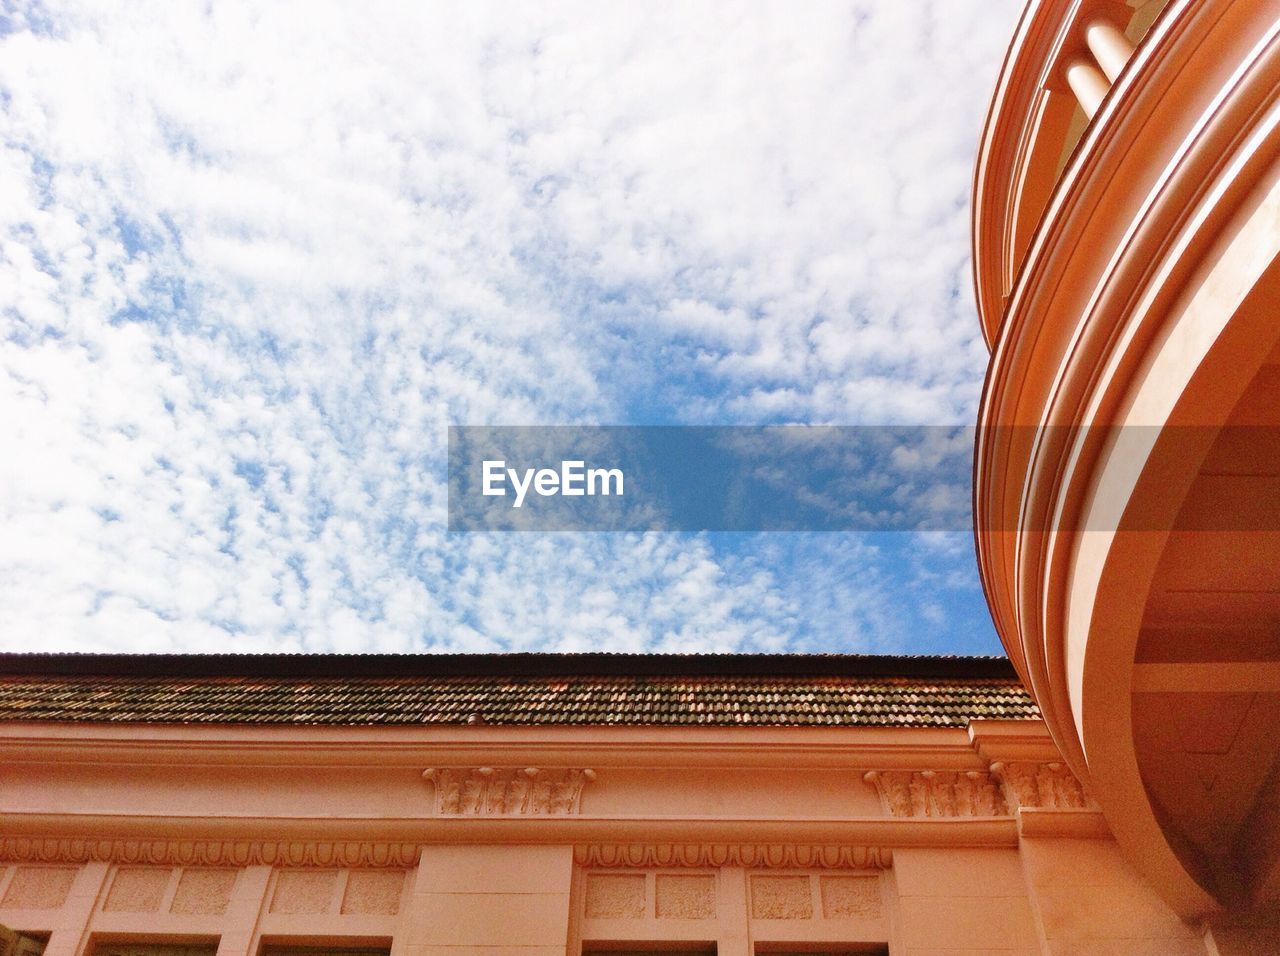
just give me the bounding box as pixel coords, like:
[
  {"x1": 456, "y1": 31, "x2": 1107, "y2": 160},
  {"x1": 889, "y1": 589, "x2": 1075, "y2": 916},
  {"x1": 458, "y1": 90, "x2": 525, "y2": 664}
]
[{"x1": 973, "y1": 0, "x2": 1280, "y2": 917}]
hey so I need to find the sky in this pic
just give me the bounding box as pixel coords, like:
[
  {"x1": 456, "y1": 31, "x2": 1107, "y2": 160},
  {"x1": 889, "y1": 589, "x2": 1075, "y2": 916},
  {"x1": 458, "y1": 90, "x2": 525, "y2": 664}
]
[{"x1": 0, "y1": 0, "x2": 1023, "y2": 657}]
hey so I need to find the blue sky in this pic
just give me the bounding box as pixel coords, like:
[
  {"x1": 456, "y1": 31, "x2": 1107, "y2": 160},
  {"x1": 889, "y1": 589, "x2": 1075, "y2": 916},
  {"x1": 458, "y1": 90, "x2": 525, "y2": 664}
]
[{"x1": 0, "y1": 0, "x2": 1021, "y2": 656}]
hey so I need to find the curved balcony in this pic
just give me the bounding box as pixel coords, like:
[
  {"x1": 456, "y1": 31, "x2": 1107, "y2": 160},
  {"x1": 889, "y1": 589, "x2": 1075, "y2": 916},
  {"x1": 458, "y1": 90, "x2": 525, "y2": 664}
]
[
  {"x1": 973, "y1": 0, "x2": 1280, "y2": 919},
  {"x1": 973, "y1": 0, "x2": 1170, "y2": 348}
]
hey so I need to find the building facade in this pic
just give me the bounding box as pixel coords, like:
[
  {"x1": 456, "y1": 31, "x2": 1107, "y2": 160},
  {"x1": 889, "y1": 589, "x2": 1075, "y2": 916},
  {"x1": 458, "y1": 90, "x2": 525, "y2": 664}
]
[
  {"x1": 972, "y1": 0, "x2": 1280, "y2": 943},
  {"x1": 0, "y1": 653, "x2": 1214, "y2": 954},
  {"x1": 5, "y1": 0, "x2": 1280, "y2": 951}
]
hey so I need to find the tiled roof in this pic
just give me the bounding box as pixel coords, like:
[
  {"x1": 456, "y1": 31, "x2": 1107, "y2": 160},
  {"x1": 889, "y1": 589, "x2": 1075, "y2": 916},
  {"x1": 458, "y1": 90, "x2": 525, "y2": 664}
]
[{"x1": 0, "y1": 655, "x2": 1037, "y2": 727}]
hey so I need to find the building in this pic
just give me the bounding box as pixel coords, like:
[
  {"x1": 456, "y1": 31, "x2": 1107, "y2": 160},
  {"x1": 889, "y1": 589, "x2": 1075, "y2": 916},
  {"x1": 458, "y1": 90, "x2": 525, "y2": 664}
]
[
  {"x1": 972, "y1": 0, "x2": 1280, "y2": 946},
  {"x1": 0, "y1": 652, "x2": 1225, "y2": 954},
  {"x1": 5, "y1": 0, "x2": 1280, "y2": 951}
]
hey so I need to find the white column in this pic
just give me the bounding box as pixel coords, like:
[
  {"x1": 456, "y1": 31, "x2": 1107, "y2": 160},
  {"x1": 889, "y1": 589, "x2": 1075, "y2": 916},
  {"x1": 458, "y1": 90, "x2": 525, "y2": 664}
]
[
  {"x1": 1065, "y1": 58, "x2": 1110, "y2": 119},
  {"x1": 1085, "y1": 20, "x2": 1135, "y2": 83}
]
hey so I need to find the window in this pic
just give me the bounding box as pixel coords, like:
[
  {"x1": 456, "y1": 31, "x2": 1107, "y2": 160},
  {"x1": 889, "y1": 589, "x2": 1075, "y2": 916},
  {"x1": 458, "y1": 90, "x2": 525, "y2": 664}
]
[
  {"x1": 1, "y1": 930, "x2": 48, "y2": 956},
  {"x1": 93, "y1": 946, "x2": 217, "y2": 956}
]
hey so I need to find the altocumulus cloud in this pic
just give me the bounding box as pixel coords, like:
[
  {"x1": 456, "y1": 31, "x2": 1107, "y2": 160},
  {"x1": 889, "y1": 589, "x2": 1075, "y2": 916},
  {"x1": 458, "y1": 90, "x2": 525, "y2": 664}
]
[{"x1": 0, "y1": 0, "x2": 1019, "y2": 655}]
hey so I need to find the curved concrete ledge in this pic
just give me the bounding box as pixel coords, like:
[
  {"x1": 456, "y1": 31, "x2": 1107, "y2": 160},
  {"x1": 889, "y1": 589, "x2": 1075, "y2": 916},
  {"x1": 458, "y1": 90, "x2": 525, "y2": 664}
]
[{"x1": 973, "y1": 0, "x2": 1280, "y2": 918}]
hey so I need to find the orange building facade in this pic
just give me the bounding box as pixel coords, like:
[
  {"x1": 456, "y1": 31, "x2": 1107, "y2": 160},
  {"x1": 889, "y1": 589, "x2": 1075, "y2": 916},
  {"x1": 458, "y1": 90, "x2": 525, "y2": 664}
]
[
  {"x1": 0, "y1": 653, "x2": 1221, "y2": 955},
  {"x1": 5, "y1": 0, "x2": 1280, "y2": 951}
]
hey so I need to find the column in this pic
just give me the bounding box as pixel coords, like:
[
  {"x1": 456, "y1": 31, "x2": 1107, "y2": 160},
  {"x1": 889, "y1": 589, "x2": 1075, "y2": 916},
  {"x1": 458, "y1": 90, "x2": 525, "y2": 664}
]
[
  {"x1": 1065, "y1": 58, "x2": 1110, "y2": 119},
  {"x1": 1085, "y1": 20, "x2": 1135, "y2": 83}
]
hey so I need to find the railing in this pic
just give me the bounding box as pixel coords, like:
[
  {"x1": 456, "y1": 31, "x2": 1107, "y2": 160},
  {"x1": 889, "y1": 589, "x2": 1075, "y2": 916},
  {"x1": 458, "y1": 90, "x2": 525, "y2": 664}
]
[
  {"x1": 972, "y1": 0, "x2": 1165, "y2": 347},
  {"x1": 1068, "y1": 20, "x2": 1136, "y2": 116}
]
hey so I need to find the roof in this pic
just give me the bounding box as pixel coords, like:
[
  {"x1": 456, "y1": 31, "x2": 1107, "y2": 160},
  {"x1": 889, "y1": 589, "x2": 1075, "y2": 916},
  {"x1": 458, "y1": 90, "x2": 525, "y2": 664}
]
[{"x1": 0, "y1": 653, "x2": 1037, "y2": 728}]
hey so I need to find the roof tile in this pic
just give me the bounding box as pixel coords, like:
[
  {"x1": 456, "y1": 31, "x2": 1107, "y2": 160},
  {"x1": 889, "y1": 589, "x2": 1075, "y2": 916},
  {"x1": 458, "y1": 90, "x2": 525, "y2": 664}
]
[{"x1": 0, "y1": 674, "x2": 1037, "y2": 727}]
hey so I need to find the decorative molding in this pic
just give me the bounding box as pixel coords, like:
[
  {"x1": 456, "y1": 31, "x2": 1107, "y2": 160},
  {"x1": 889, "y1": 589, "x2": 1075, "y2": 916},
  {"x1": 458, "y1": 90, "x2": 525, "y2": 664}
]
[
  {"x1": 0, "y1": 838, "x2": 420, "y2": 868},
  {"x1": 968, "y1": 718, "x2": 1063, "y2": 764},
  {"x1": 990, "y1": 760, "x2": 1093, "y2": 810},
  {"x1": 573, "y1": 843, "x2": 892, "y2": 870},
  {"x1": 423, "y1": 766, "x2": 594, "y2": 815},
  {"x1": 862, "y1": 769, "x2": 1008, "y2": 818}
]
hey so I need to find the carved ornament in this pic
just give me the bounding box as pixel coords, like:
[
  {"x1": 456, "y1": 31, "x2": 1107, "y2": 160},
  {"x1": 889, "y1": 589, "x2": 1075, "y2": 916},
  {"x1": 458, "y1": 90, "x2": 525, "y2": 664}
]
[
  {"x1": 989, "y1": 760, "x2": 1093, "y2": 809},
  {"x1": 862, "y1": 769, "x2": 1008, "y2": 817},
  {"x1": 422, "y1": 766, "x2": 595, "y2": 815}
]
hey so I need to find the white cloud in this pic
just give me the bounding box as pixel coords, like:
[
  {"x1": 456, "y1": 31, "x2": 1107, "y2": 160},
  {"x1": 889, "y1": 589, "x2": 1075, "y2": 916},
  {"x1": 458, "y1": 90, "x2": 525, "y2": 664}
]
[{"x1": 0, "y1": 0, "x2": 1018, "y2": 655}]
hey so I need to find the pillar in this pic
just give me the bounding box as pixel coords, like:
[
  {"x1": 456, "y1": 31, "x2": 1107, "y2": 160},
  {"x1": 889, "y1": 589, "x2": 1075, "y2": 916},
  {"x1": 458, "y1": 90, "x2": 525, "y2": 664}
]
[
  {"x1": 1066, "y1": 58, "x2": 1110, "y2": 118},
  {"x1": 1085, "y1": 20, "x2": 1136, "y2": 83}
]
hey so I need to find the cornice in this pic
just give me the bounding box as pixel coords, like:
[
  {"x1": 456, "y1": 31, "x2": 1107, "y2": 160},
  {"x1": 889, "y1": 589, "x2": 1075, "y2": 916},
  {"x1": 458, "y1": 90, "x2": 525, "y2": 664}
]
[
  {"x1": 0, "y1": 726, "x2": 1097, "y2": 867},
  {"x1": 989, "y1": 760, "x2": 1092, "y2": 810},
  {"x1": 968, "y1": 718, "x2": 1064, "y2": 764},
  {"x1": 0, "y1": 722, "x2": 999, "y2": 772},
  {"x1": 863, "y1": 758, "x2": 1095, "y2": 818},
  {"x1": 1018, "y1": 807, "x2": 1110, "y2": 839}
]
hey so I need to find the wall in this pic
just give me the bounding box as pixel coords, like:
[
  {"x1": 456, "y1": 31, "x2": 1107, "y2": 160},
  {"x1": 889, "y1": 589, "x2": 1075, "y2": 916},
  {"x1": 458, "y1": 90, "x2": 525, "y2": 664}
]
[{"x1": 0, "y1": 719, "x2": 1206, "y2": 954}]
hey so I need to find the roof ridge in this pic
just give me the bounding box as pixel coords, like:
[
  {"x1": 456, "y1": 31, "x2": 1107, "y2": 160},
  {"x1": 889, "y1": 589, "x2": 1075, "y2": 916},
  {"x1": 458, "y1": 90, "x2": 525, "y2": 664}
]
[{"x1": 0, "y1": 652, "x2": 1018, "y2": 681}]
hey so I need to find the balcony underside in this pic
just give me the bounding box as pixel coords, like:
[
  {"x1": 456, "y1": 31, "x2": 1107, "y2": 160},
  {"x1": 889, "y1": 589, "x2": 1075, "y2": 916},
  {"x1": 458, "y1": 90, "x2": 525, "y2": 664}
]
[
  {"x1": 1134, "y1": 345, "x2": 1280, "y2": 908},
  {"x1": 1069, "y1": 219, "x2": 1280, "y2": 918}
]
